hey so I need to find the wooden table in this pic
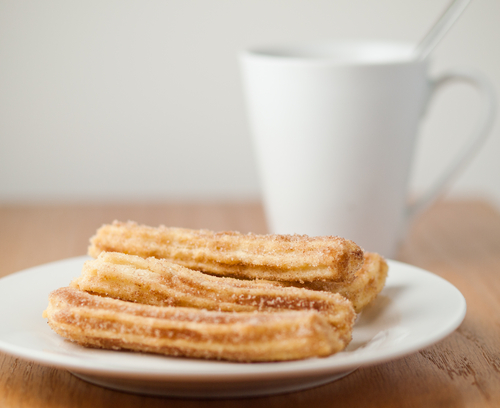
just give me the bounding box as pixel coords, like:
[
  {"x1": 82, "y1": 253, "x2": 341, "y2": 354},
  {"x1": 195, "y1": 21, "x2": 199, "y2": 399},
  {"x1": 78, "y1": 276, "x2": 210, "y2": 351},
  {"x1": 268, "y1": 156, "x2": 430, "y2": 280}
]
[{"x1": 1, "y1": 200, "x2": 499, "y2": 407}]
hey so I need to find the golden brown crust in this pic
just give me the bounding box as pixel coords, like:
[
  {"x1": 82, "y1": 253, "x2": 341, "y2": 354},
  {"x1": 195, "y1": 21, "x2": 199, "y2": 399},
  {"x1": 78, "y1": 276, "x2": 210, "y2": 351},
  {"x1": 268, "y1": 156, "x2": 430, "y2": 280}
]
[
  {"x1": 44, "y1": 287, "x2": 348, "y2": 362},
  {"x1": 71, "y1": 252, "x2": 355, "y2": 342},
  {"x1": 274, "y1": 253, "x2": 388, "y2": 312},
  {"x1": 336, "y1": 252, "x2": 388, "y2": 312},
  {"x1": 88, "y1": 221, "x2": 364, "y2": 283}
]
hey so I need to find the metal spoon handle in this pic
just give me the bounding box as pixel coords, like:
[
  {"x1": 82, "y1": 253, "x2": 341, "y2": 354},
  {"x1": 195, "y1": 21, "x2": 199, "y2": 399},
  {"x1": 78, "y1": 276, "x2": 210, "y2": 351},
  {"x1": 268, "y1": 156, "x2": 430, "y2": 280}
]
[{"x1": 414, "y1": 0, "x2": 471, "y2": 60}]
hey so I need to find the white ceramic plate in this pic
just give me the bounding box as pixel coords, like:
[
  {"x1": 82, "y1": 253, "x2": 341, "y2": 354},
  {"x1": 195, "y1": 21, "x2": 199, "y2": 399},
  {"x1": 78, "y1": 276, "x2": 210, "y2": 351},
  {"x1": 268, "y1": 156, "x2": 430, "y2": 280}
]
[{"x1": 0, "y1": 256, "x2": 466, "y2": 398}]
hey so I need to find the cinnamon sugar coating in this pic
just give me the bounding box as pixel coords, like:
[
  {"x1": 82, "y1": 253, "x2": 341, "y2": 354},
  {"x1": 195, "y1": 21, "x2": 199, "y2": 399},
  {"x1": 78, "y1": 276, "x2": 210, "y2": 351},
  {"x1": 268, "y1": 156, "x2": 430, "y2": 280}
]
[
  {"x1": 71, "y1": 252, "x2": 355, "y2": 342},
  {"x1": 88, "y1": 221, "x2": 364, "y2": 283},
  {"x1": 44, "y1": 287, "x2": 348, "y2": 362},
  {"x1": 274, "y1": 253, "x2": 388, "y2": 312}
]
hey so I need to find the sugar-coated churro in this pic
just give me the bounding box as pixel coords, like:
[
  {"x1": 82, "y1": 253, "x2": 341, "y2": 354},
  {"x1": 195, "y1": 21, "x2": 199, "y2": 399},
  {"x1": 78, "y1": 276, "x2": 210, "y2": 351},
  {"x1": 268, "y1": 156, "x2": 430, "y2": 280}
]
[
  {"x1": 44, "y1": 287, "x2": 348, "y2": 362},
  {"x1": 71, "y1": 252, "x2": 355, "y2": 341},
  {"x1": 87, "y1": 221, "x2": 363, "y2": 283},
  {"x1": 274, "y1": 253, "x2": 388, "y2": 312}
]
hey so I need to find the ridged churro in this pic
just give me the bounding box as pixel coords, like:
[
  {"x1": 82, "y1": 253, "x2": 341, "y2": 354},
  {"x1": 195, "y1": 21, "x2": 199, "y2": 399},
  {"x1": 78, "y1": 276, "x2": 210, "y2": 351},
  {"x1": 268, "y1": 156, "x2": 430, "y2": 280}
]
[
  {"x1": 71, "y1": 252, "x2": 355, "y2": 341},
  {"x1": 44, "y1": 287, "x2": 347, "y2": 362},
  {"x1": 273, "y1": 253, "x2": 388, "y2": 312},
  {"x1": 88, "y1": 221, "x2": 363, "y2": 283}
]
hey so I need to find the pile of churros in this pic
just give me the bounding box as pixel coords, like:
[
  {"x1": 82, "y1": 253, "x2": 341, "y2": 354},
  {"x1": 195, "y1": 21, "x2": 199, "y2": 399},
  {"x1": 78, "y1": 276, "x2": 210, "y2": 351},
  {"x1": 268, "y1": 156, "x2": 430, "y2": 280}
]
[{"x1": 43, "y1": 221, "x2": 388, "y2": 362}]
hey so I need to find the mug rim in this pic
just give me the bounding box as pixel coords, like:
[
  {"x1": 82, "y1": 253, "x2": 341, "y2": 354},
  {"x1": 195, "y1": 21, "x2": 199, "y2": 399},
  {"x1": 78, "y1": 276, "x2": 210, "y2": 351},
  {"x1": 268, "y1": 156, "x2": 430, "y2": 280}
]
[{"x1": 242, "y1": 39, "x2": 423, "y2": 67}]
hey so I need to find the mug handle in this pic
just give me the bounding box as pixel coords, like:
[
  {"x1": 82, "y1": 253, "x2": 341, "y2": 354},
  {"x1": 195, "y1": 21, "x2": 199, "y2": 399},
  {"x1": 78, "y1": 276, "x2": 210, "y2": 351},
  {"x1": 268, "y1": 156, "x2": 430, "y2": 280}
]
[{"x1": 406, "y1": 69, "x2": 496, "y2": 219}]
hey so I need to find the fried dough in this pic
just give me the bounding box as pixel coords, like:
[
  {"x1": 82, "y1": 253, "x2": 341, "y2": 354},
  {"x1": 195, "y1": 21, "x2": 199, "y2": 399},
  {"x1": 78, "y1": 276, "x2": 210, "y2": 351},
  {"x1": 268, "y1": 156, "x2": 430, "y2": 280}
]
[
  {"x1": 88, "y1": 221, "x2": 363, "y2": 283},
  {"x1": 273, "y1": 253, "x2": 388, "y2": 312},
  {"x1": 44, "y1": 287, "x2": 348, "y2": 362},
  {"x1": 71, "y1": 251, "x2": 355, "y2": 341}
]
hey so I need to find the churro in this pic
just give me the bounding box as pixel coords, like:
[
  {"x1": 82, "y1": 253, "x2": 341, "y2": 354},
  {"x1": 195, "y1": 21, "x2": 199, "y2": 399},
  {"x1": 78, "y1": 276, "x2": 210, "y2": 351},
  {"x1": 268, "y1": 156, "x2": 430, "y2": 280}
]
[
  {"x1": 71, "y1": 252, "x2": 355, "y2": 341},
  {"x1": 44, "y1": 287, "x2": 347, "y2": 362},
  {"x1": 88, "y1": 221, "x2": 363, "y2": 283},
  {"x1": 273, "y1": 253, "x2": 388, "y2": 312}
]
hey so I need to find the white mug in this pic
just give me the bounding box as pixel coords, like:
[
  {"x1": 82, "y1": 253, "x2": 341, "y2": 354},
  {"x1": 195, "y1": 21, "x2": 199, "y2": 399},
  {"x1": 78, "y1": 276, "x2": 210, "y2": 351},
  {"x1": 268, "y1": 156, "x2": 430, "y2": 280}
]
[{"x1": 240, "y1": 40, "x2": 495, "y2": 258}]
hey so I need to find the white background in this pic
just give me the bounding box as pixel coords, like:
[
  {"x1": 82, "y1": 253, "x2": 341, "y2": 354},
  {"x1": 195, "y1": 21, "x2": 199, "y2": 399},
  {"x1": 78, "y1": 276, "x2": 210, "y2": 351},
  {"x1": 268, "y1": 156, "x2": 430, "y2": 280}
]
[{"x1": 1, "y1": 0, "x2": 499, "y2": 206}]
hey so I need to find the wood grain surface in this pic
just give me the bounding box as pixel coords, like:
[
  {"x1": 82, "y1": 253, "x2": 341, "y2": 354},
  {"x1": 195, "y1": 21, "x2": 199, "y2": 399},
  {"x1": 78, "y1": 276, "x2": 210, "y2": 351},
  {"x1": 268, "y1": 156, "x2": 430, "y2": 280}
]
[{"x1": 1, "y1": 200, "x2": 499, "y2": 408}]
